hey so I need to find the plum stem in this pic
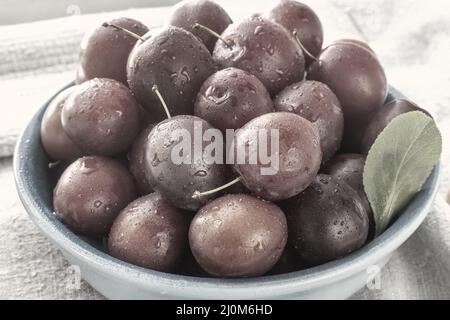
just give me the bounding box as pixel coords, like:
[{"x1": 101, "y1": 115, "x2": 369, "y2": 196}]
[
  {"x1": 292, "y1": 30, "x2": 319, "y2": 62},
  {"x1": 102, "y1": 22, "x2": 145, "y2": 42},
  {"x1": 193, "y1": 23, "x2": 232, "y2": 48},
  {"x1": 192, "y1": 177, "x2": 242, "y2": 199},
  {"x1": 152, "y1": 85, "x2": 172, "y2": 119}
]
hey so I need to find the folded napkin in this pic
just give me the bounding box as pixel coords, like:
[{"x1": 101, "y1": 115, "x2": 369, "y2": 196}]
[{"x1": 0, "y1": 0, "x2": 449, "y2": 299}]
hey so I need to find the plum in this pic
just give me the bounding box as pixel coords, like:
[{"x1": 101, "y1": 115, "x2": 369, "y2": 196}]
[
  {"x1": 108, "y1": 192, "x2": 190, "y2": 272},
  {"x1": 274, "y1": 80, "x2": 344, "y2": 162},
  {"x1": 189, "y1": 194, "x2": 287, "y2": 277},
  {"x1": 194, "y1": 67, "x2": 273, "y2": 131},
  {"x1": 282, "y1": 174, "x2": 369, "y2": 266},
  {"x1": 53, "y1": 156, "x2": 136, "y2": 236},
  {"x1": 361, "y1": 99, "x2": 430, "y2": 154}
]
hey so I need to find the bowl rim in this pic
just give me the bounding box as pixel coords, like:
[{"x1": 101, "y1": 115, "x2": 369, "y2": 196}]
[{"x1": 13, "y1": 83, "x2": 441, "y2": 298}]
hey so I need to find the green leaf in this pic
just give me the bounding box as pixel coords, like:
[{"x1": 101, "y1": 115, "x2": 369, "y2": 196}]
[{"x1": 363, "y1": 111, "x2": 442, "y2": 235}]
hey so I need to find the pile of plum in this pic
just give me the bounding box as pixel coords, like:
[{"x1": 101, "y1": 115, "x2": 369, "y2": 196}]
[{"x1": 41, "y1": 0, "x2": 427, "y2": 277}]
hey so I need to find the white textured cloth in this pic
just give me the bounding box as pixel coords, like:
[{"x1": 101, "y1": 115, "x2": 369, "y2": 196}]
[{"x1": 0, "y1": 0, "x2": 449, "y2": 299}]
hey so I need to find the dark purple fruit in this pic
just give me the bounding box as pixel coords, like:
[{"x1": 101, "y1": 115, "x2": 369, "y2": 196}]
[
  {"x1": 274, "y1": 80, "x2": 344, "y2": 162},
  {"x1": 282, "y1": 174, "x2": 369, "y2": 266},
  {"x1": 322, "y1": 153, "x2": 375, "y2": 240},
  {"x1": 361, "y1": 99, "x2": 430, "y2": 154},
  {"x1": 177, "y1": 249, "x2": 209, "y2": 277},
  {"x1": 264, "y1": 0, "x2": 323, "y2": 66},
  {"x1": 128, "y1": 124, "x2": 155, "y2": 195},
  {"x1": 108, "y1": 192, "x2": 190, "y2": 272},
  {"x1": 139, "y1": 106, "x2": 155, "y2": 129},
  {"x1": 62, "y1": 78, "x2": 141, "y2": 156},
  {"x1": 127, "y1": 26, "x2": 216, "y2": 121},
  {"x1": 194, "y1": 67, "x2": 273, "y2": 131},
  {"x1": 212, "y1": 16, "x2": 305, "y2": 95},
  {"x1": 332, "y1": 39, "x2": 375, "y2": 55},
  {"x1": 79, "y1": 17, "x2": 148, "y2": 85},
  {"x1": 48, "y1": 161, "x2": 71, "y2": 187},
  {"x1": 268, "y1": 245, "x2": 307, "y2": 275},
  {"x1": 130, "y1": 27, "x2": 162, "y2": 51},
  {"x1": 189, "y1": 194, "x2": 287, "y2": 277},
  {"x1": 221, "y1": 172, "x2": 250, "y2": 195},
  {"x1": 53, "y1": 156, "x2": 137, "y2": 236},
  {"x1": 40, "y1": 87, "x2": 83, "y2": 161},
  {"x1": 340, "y1": 119, "x2": 369, "y2": 153},
  {"x1": 168, "y1": 0, "x2": 232, "y2": 52},
  {"x1": 144, "y1": 115, "x2": 228, "y2": 211},
  {"x1": 307, "y1": 42, "x2": 387, "y2": 121},
  {"x1": 233, "y1": 112, "x2": 322, "y2": 201},
  {"x1": 323, "y1": 154, "x2": 366, "y2": 192}
]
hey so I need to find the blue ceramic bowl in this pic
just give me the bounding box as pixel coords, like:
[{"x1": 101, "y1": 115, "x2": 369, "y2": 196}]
[{"x1": 13, "y1": 83, "x2": 440, "y2": 299}]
